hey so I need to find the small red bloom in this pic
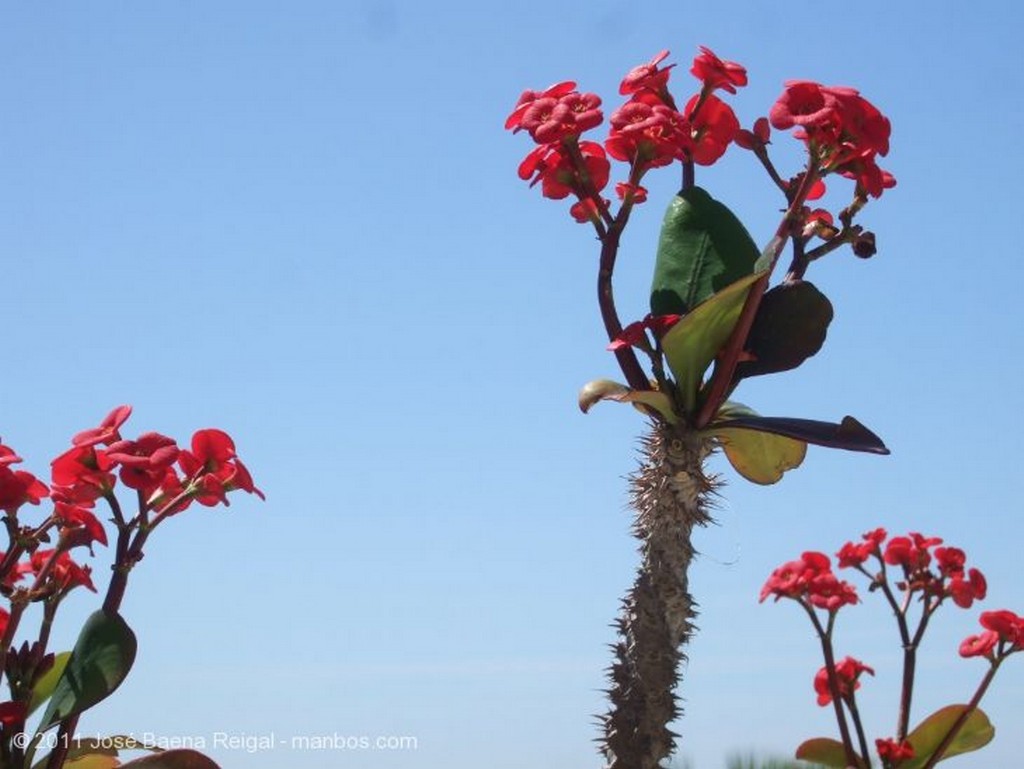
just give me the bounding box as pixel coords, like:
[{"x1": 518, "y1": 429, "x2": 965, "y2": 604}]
[
  {"x1": 570, "y1": 197, "x2": 604, "y2": 224},
  {"x1": 106, "y1": 432, "x2": 180, "y2": 495},
  {"x1": 948, "y1": 567, "x2": 987, "y2": 609},
  {"x1": 980, "y1": 609, "x2": 1024, "y2": 647},
  {"x1": 770, "y1": 81, "x2": 838, "y2": 131},
  {"x1": 614, "y1": 182, "x2": 647, "y2": 204},
  {"x1": 0, "y1": 466, "x2": 50, "y2": 515},
  {"x1": 29, "y1": 550, "x2": 97, "y2": 593},
  {"x1": 608, "y1": 314, "x2": 681, "y2": 352},
  {"x1": 686, "y1": 93, "x2": 739, "y2": 165},
  {"x1": 690, "y1": 46, "x2": 747, "y2": 94},
  {"x1": 72, "y1": 405, "x2": 133, "y2": 448},
  {"x1": 505, "y1": 81, "x2": 577, "y2": 132},
  {"x1": 836, "y1": 527, "x2": 887, "y2": 568},
  {"x1": 178, "y1": 429, "x2": 264, "y2": 507},
  {"x1": 51, "y1": 445, "x2": 115, "y2": 492},
  {"x1": 814, "y1": 656, "x2": 873, "y2": 706},
  {"x1": 620, "y1": 50, "x2": 674, "y2": 96},
  {"x1": 54, "y1": 502, "x2": 108, "y2": 547},
  {"x1": 876, "y1": 738, "x2": 914, "y2": 763},
  {"x1": 960, "y1": 630, "x2": 999, "y2": 659}
]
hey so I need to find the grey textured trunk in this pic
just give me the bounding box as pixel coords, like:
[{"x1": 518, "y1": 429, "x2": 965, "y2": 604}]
[{"x1": 601, "y1": 423, "x2": 717, "y2": 769}]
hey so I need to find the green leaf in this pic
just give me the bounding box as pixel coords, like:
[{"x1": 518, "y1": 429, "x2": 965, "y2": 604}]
[
  {"x1": 705, "y1": 402, "x2": 806, "y2": 484},
  {"x1": 710, "y1": 413, "x2": 889, "y2": 454},
  {"x1": 660, "y1": 272, "x2": 764, "y2": 413},
  {"x1": 38, "y1": 610, "x2": 138, "y2": 732},
  {"x1": 795, "y1": 737, "x2": 863, "y2": 768},
  {"x1": 735, "y1": 280, "x2": 834, "y2": 379},
  {"x1": 27, "y1": 651, "x2": 71, "y2": 716},
  {"x1": 578, "y1": 379, "x2": 678, "y2": 423},
  {"x1": 120, "y1": 750, "x2": 222, "y2": 769},
  {"x1": 901, "y1": 705, "x2": 994, "y2": 769},
  {"x1": 650, "y1": 186, "x2": 760, "y2": 316}
]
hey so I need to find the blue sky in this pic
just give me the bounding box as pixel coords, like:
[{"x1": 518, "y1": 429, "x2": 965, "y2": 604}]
[{"x1": 2, "y1": 1, "x2": 1023, "y2": 767}]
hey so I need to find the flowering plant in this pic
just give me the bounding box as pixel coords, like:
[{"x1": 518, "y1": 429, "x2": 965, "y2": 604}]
[
  {"x1": 763, "y1": 529, "x2": 1020, "y2": 768},
  {"x1": 507, "y1": 46, "x2": 897, "y2": 768},
  {"x1": 0, "y1": 406, "x2": 262, "y2": 769}
]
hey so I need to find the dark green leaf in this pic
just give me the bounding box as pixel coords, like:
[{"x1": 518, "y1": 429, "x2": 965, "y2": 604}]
[
  {"x1": 650, "y1": 186, "x2": 760, "y2": 316},
  {"x1": 711, "y1": 414, "x2": 889, "y2": 454},
  {"x1": 901, "y1": 705, "x2": 994, "y2": 769},
  {"x1": 120, "y1": 750, "x2": 222, "y2": 769},
  {"x1": 660, "y1": 272, "x2": 764, "y2": 413},
  {"x1": 735, "y1": 280, "x2": 833, "y2": 379},
  {"x1": 38, "y1": 610, "x2": 137, "y2": 732}
]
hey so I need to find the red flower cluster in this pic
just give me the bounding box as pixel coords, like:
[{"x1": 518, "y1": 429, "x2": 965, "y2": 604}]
[
  {"x1": 1, "y1": 407, "x2": 263, "y2": 599},
  {"x1": 814, "y1": 656, "x2": 874, "y2": 706},
  {"x1": 769, "y1": 80, "x2": 894, "y2": 197},
  {"x1": 507, "y1": 47, "x2": 746, "y2": 220},
  {"x1": 507, "y1": 82, "x2": 610, "y2": 210},
  {"x1": 759, "y1": 551, "x2": 858, "y2": 612},
  {"x1": 606, "y1": 47, "x2": 744, "y2": 170},
  {"x1": 960, "y1": 610, "x2": 1024, "y2": 659},
  {"x1": 837, "y1": 529, "x2": 987, "y2": 609}
]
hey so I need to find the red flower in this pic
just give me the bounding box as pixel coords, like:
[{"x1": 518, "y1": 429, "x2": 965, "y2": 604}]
[
  {"x1": 178, "y1": 429, "x2": 264, "y2": 507},
  {"x1": 51, "y1": 445, "x2": 115, "y2": 492},
  {"x1": 686, "y1": 93, "x2": 739, "y2": 165},
  {"x1": 608, "y1": 314, "x2": 681, "y2": 352},
  {"x1": 570, "y1": 197, "x2": 605, "y2": 224},
  {"x1": 948, "y1": 567, "x2": 987, "y2": 609},
  {"x1": 614, "y1": 182, "x2": 647, "y2": 204},
  {"x1": 814, "y1": 656, "x2": 873, "y2": 706},
  {"x1": 29, "y1": 550, "x2": 96, "y2": 593},
  {"x1": 760, "y1": 551, "x2": 856, "y2": 611},
  {"x1": 518, "y1": 142, "x2": 610, "y2": 201},
  {"x1": 620, "y1": 50, "x2": 674, "y2": 96},
  {"x1": 690, "y1": 46, "x2": 747, "y2": 94},
  {"x1": 0, "y1": 607, "x2": 8, "y2": 639},
  {"x1": 836, "y1": 527, "x2": 887, "y2": 568},
  {"x1": 0, "y1": 466, "x2": 49, "y2": 515},
  {"x1": 54, "y1": 502, "x2": 108, "y2": 547},
  {"x1": 607, "y1": 98, "x2": 691, "y2": 168},
  {"x1": 883, "y1": 532, "x2": 942, "y2": 570},
  {"x1": 735, "y1": 117, "x2": 770, "y2": 151},
  {"x1": 876, "y1": 738, "x2": 914, "y2": 763},
  {"x1": 980, "y1": 609, "x2": 1024, "y2": 648},
  {"x1": 770, "y1": 81, "x2": 839, "y2": 131},
  {"x1": 959, "y1": 630, "x2": 999, "y2": 659},
  {"x1": 505, "y1": 81, "x2": 577, "y2": 132},
  {"x1": 72, "y1": 405, "x2": 133, "y2": 448},
  {"x1": 106, "y1": 432, "x2": 180, "y2": 495}
]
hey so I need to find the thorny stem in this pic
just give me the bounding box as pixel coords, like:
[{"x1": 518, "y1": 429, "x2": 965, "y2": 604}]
[{"x1": 845, "y1": 693, "x2": 872, "y2": 766}]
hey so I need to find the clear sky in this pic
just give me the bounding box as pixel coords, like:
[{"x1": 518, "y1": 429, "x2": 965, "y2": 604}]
[{"x1": 2, "y1": 2, "x2": 1023, "y2": 767}]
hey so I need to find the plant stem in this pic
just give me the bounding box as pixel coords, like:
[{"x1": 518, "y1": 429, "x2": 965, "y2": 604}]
[
  {"x1": 601, "y1": 424, "x2": 716, "y2": 769},
  {"x1": 919, "y1": 659, "x2": 1001, "y2": 769}
]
